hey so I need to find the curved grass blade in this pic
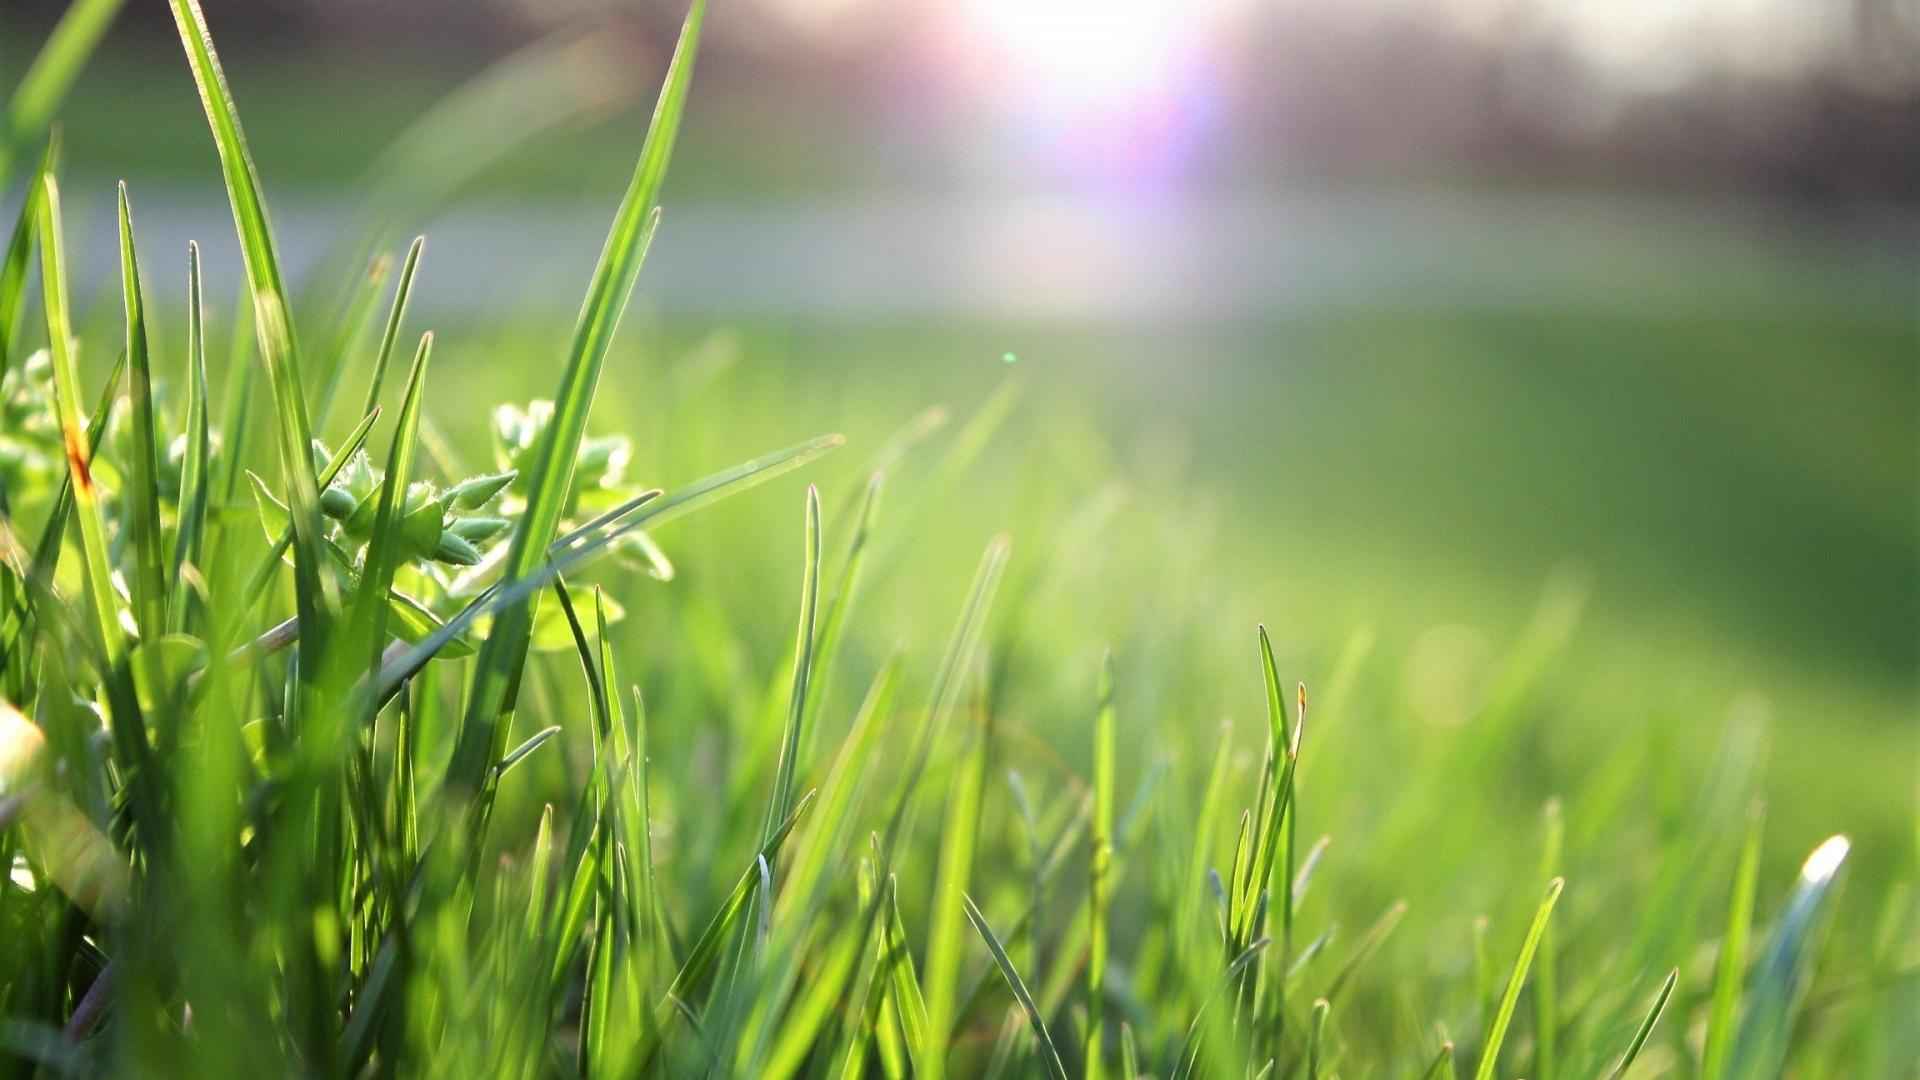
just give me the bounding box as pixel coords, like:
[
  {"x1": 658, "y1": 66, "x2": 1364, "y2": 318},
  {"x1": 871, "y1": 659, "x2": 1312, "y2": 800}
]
[
  {"x1": 117, "y1": 184, "x2": 169, "y2": 642},
  {"x1": 448, "y1": 0, "x2": 709, "y2": 821},
  {"x1": 36, "y1": 175, "x2": 126, "y2": 667},
  {"x1": 1306, "y1": 997, "x2": 1331, "y2": 1080},
  {"x1": 0, "y1": 0, "x2": 122, "y2": 188},
  {"x1": 1702, "y1": 803, "x2": 1766, "y2": 1080},
  {"x1": 965, "y1": 892, "x2": 1070, "y2": 1080},
  {"x1": 1, "y1": 138, "x2": 57, "y2": 372},
  {"x1": 167, "y1": 0, "x2": 334, "y2": 650},
  {"x1": 761, "y1": 484, "x2": 821, "y2": 845},
  {"x1": 886, "y1": 875, "x2": 936, "y2": 1075},
  {"x1": 799, "y1": 470, "x2": 883, "y2": 765},
  {"x1": 632, "y1": 790, "x2": 816, "y2": 1068},
  {"x1": 373, "y1": 433, "x2": 842, "y2": 704},
  {"x1": 309, "y1": 250, "x2": 395, "y2": 433},
  {"x1": 1324, "y1": 900, "x2": 1407, "y2": 1004},
  {"x1": 1088, "y1": 650, "x2": 1117, "y2": 1080},
  {"x1": 1473, "y1": 877, "x2": 1564, "y2": 1080},
  {"x1": 1726, "y1": 835, "x2": 1850, "y2": 1080},
  {"x1": 167, "y1": 241, "x2": 212, "y2": 634},
  {"x1": 923, "y1": 704, "x2": 988, "y2": 1078},
  {"x1": 1604, "y1": 968, "x2": 1677, "y2": 1080},
  {"x1": 342, "y1": 332, "x2": 433, "y2": 682},
  {"x1": 357, "y1": 236, "x2": 425, "y2": 419}
]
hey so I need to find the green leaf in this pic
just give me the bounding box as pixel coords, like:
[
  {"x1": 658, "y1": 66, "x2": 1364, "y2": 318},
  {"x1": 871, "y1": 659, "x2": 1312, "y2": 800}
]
[
  {"x1": 1474, "y1": 877, "x2": 1564, "y2": 1080},
  {"x1": 447, "y1": 0, "x2": 709, "y2": 825},
  {"x1": 116, "y1": 183, "x2": 169, "y2": 643},
  {"x1": 341, "y1": 332, "x2": 433, "y2": 681},
  {"x1": 0, "y1": 0, "x2": 122, "y2": 188},
  {"x1": 761, "y1": 484, "x2": 822, "y2": 846},
  {"x1": 1088, "y1": 649, "x2": 1117, "y2": 1080},
  {"x1": 356, "y1": 235, "x2": 425, "y2": 422},
  {"x1": 963, "y1": 892, "x2": 1070, "y2": 1080},
  {"x1": 1, "y1": 138, "x2": 57, "y2": 373},
  {"x1": 167, "y1": 241, "x2": 213, "y2": 635},
  {"x1": 167, "y1": 0, "x2": 335, "y2": 654},
  {"x1": 1604, "y1": 968, "x2": 1677, "y2": 1080},
  {"x1": 1726, "y1": 835, "x2": 1850, "y2": 1080},
  {"x1": 1702, "y1": 803, "x2": 1765, "y2": 1080}
]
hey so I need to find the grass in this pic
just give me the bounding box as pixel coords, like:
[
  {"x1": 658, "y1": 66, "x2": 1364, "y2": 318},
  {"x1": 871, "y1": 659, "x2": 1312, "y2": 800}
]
[{"x1": 2, "y1": 0, "x2": 1917, "y2": 1076}]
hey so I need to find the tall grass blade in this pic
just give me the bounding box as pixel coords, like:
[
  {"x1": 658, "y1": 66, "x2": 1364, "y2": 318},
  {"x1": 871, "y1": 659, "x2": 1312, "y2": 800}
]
[
  {"x1": 761, "y1": 484, "x2": 821, "y2": 845},
  {"x1": 1, "y1": 138, "x2": 57, "y2": 372},
  {"x1": 167, "y1": 242, "x2": 212, "y2": 634},
  {"x1": 964, "y1": 892, "x2": 1071, "y2": 1080},
  {"x1": 1604, "y1": 967, "x2": 1677, "y2": 1080},
  {"x1": 168, "y1": 0, "x2": 336, "y2": 650},
  {"x1": 1702, "y1": 803, "x2": 1765, "y2": 1080},
  {"x1": 116, "y1": 183, "x2": 169, "y2": 642},
  {"x1": 0, "y1": 0, "x2": 122, "y2": 188},
  {"x1": 1473, "y1": 877, "x2": 1563, "y2": 1080},
  {"x1": 1087, "y1": 649, "x2": 1117, "y2": 1080},
  {"x1": 356, "y1": 235, "x2": 425, "y2": 421},
  {"x1": 1726, "y1": 835, "x2": 1850, "y2": 1080},
  {"x1": 447, "y1": 0, "x2": 708, "y2": 822}
]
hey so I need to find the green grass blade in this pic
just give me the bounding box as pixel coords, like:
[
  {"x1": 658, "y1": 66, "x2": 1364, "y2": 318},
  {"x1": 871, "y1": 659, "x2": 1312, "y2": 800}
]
[
  {"x1": 800, "y1": 469, "x2": 883, "y2": 765},
  {"x1": 167, "y1": 0, "x2": 335, "y2": 649},
  {"x1": 357, "y1": 236, "x2": 424, "y2": 420},
  {"x1": 964, "y1": 892, "x2": 1071, "y2": 1080},
  {"x1": 229, "y1": 405, "x2": 383, "y2": 630},
  {"x1": 1702, "y1": 803, "x2": 1765, "y2": 1080},
  {"x1": 1306, "y1": 997, "x2": 1331, "y2": 1080},
  {"x1": 1, "y1": 137, "x2": 57, "y2": 372},
  {"x1": 761, "y1": 484, "x2": 822, "y2": 846},
  {"x1": 1535, "y1": 798, "x2": 1564, "y2": 1080},
  {"x1": 634, "y1": 790, "x2": 816, "y2": 1066},
  {"x1": 116, "y1": 183, "x2": 169, "y2": 643},
  {"x1": 923, "y1": 698, "x2": 988, "y2": 1077},
  {"x1": 448, "y1": 0, "x2": 707, "y2": 819},
  {"x1": 167, "y1": 241, "x2": 212, "y2": 634},
  {"x1": 342, "y1": 332, "x2": 433, "y2": 677},
  {"x1": 1324, "y1": 900, "x2": 1407, "y2": 1004},
  {"x1": 1087, "y1": 650, "x2": 1117, "y2": 1080},
  {"x1": 1726, "y1": 835, "x2": 1850, "y2": 1080},
  {"x1": 1421, "y1": 1042, "x2": 1457, "y2": 1080},
  {"x1": 310, "y1": 251, "x2": 395, "y2": 434},
  {"x1": 36, "y1": 174, "x2": 126, "y2": 668},
  {"x1": 0, "y1": 0, "x2": 122, "y2": 188},
  {"x1": 884, "y1": 874, "x2": 936, "y2": 1074},
  {"x1": 1473, "y1": 877, "x2": 1564, "y2": 1080},
  {"x1": 1604, "y1": 968, "x2": 1677, "y2": 1080}
]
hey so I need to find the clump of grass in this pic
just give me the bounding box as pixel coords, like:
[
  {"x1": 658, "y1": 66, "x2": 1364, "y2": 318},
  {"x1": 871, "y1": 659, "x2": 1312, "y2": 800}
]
[{"x1": 0, "y1": 1, "x2": 1911, "y2": 1076}]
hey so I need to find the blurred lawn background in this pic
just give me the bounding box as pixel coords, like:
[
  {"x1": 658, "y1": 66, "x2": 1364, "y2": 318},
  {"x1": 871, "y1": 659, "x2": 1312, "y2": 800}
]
[{"x1": 3, "y1": 0, "x2": 1915, "y2": 1041}]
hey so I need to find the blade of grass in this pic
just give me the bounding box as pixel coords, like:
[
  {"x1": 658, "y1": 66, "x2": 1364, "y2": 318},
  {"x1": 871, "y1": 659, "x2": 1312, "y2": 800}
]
[
  {"x1": 356, "y1": 236, "x2": 424, "y2": 420},
  {"x1": 1702, "y1": 802, "x2": 1765, "y2": 1080},
  {"x1": 0, "y1": 0, "x2": 122, "y2": 188},
  {"x1": 884, "y1": 874, "x2": 936, "y2": 1075},
  {"x1": 446, "y1": 0, "x2": 708, "y2": 827},
  {"x1": 342, "y1": 332, "x2": 433, "y2": 681},
  {"x1": 1473, "y1": 877, "x2": 1564, "y2": 1080},
  {"x1": 1604, "y1": 968, "x2": 1677, "y2": 1080},
  {"x1": 1, "y1": 137, "x2": 57, "y2": 372},
  {"x1": 1306, "y1": 997, "x2": 1331, "y2": 1080},
  {"x1": 761, "y1": 484, "x2": 822, "y2": 845},
  {"x1": 965, "y1": 892, "x2": 1071, "y2": 1080},
  {"x1": 1726, "y1": 835, "x2": 1850, "y2": 1080},
  {"x1": 1535, "y1": 798, "x2": 1564, "y2": 1080},
  {"x1": 923, "y1": 695, "x2": 988, "y2": 1079},
  {"x1": 167, "y1": 241, "x2": 212, "y2": 634},
  {"x1": 1088, "y1": 650, "x2": 1117, "y2": 1080},
  {"x1": 168, "y1": 0, "x2": 337, "y2": 654},
  {"x1": 116, "y1": 183, "x2": 169, "y2": 643}
]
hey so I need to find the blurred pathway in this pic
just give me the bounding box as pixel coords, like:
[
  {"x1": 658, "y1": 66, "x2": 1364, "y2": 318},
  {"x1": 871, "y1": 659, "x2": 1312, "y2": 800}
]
[{"x1": 18, "y1": 188, "x2": 1918, "y2": 322}]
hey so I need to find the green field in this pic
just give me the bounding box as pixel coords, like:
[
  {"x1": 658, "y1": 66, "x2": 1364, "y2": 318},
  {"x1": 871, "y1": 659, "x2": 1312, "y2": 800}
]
[{"x1": 2, "y1": 1, "x2": 1915, "y2": 1077}]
